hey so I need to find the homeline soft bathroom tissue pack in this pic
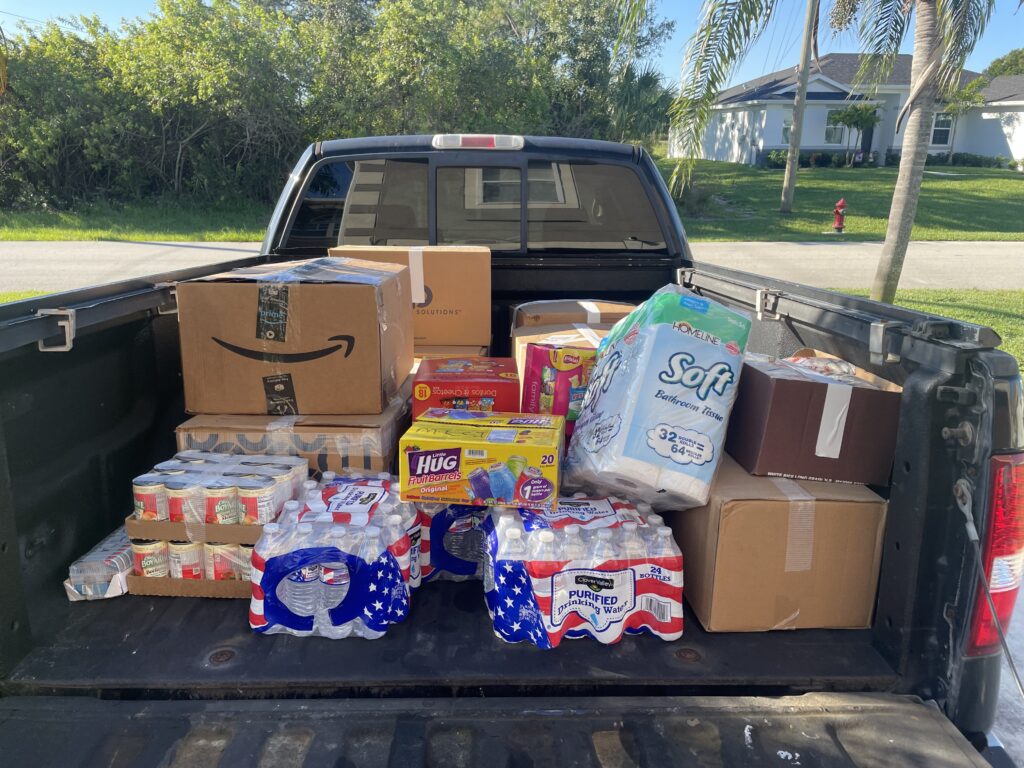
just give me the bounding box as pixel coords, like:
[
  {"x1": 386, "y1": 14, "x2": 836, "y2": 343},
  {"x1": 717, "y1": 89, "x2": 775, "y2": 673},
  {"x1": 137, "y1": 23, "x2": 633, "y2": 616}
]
[{"x1": 566, "y1": 285, "x2": 751, "y2": 510}]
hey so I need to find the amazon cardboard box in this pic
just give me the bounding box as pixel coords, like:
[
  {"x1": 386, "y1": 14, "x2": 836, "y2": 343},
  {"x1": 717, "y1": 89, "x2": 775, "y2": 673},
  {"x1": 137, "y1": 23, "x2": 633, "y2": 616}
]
[
  {"x1": 178, "y1": 257, "x2": 413, "y2": 415},
  {"x1": 670, "y1": 457, "x2": 887, "y2": 632},
  {"x1": 329, "y1": 245, "x2": 491, "y2": 346},
  {"x1": 726, "y1": 350, "x2": 902, "y2": 485},
  {"x1": 511, "y1": 323, "x2": 613, "y2": 382},
  {"x1": 512, "y1": 299, "x2": 635, "y2": 329},
  {"x1": 175, "y1": 380, "x2": 411, "y2": 478}
]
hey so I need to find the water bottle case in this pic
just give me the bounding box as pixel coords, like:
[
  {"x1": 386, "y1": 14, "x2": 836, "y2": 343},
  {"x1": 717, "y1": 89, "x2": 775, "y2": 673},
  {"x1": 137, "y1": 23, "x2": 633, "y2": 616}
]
[
  {"x1": 249, "y1": 543, "x2": 410, "y2": 635},
  {"x1": 482, "y1": 499, "x2": 684, "y2": 649},
  {"x1": 418, "y1": 504, "x2": 486, "y2": 582}
]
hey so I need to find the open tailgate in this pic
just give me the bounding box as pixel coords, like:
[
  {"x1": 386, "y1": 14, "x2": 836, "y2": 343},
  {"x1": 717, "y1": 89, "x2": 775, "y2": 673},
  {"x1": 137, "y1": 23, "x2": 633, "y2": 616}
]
[{"x1": 0, "y1": 693, "x2": 989, "y2": 767}]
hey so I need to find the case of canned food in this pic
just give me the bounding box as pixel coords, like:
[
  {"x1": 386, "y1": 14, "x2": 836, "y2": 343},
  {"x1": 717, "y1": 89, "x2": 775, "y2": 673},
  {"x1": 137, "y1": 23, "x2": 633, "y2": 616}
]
[
  {"x1": 126, "y1": 539, "x2": 256, "y2": 598},
  {"x1": 125, "y1": 451, "x2": 309, "y2": 550}
]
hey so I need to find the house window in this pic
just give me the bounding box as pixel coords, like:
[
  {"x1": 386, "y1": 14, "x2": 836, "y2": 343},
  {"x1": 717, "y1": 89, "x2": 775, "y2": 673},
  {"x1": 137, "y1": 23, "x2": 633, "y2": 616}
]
[
  {"x1": 825, "y1": 110, "x2": 846, "y2": 144},
  {"x1": 932, "y1": 113, "x2": 953, "y2": 145},
  {"x1": 466, "y1": 163, "x2": 577, "y2": 209},
  {"x1": 782, "y1": 109, "x2": 793, "y2": 143}
]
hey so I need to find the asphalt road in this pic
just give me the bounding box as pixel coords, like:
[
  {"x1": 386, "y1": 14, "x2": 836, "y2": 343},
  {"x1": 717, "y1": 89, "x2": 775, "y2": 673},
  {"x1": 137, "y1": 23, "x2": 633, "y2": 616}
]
[
  {"x1": 2, "y1": 237, "x2": 1023, "y2": 761},
  {"x1": 0, "y1": 239, "x2": 1022, "y2": 293}
]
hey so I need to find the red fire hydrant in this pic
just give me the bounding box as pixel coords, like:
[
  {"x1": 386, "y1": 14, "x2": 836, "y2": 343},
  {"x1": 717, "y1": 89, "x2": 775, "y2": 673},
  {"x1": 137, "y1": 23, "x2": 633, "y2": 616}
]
[{"x1": 833, "y1": 198, "x2": 847, "y2": 233}]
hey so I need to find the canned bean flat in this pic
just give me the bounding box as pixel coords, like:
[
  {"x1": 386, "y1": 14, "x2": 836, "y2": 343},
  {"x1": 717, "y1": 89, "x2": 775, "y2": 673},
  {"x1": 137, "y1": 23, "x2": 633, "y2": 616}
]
[
  {"x1": 237, "y1": 477, "x2": 277, "y2": 524},
  {"x1": 204, "y1": 543, "x2": 240, "y2": 580},
  {"x1": 168, "y1": 541, "x2": 204, "y2": 579},
  {"x1": 132, "y1": 475, "x2": 168, "y2": 521},
  {"x1": 203, "y1": 480, "x2": 239, "y2": 525},
  {"x1": 165, "y1": 478, "x2": 202, "y2": 523},
  {"x1": 132, "y1": 540, "x2": 169, "y2": 577}
]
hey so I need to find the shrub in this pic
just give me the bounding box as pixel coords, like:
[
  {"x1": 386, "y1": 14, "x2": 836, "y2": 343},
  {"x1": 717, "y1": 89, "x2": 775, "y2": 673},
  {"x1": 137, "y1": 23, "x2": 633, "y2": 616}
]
[
  {"x1": 885, "y1": 150, "x2": 901, "y2": 166},
  {"x1": 765, "y1": 149, "x2": 788, "y2": 168},
  {"x1": 831, "y1": 152, "x2": 847, "y2": 168}
]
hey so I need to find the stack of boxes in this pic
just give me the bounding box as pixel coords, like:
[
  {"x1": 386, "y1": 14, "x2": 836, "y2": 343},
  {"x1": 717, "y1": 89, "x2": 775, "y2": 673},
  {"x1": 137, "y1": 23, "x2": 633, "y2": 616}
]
[{"x1": 127, "y1": 256, "x2": 416, "y2": 598}]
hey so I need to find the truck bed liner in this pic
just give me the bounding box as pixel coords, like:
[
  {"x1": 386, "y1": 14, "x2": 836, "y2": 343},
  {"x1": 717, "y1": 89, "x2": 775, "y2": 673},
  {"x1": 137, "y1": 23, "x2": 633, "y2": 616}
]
[
  {"x1": 4, "y1": 582, "x2": 897, "y2": 699},
  {"x1": 0, "y1": 693, "x2": 989, "y2": 767}
]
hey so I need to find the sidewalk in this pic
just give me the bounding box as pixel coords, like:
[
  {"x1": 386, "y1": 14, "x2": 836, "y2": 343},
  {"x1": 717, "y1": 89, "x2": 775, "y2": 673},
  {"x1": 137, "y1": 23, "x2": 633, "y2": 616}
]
[
  {"x1": 689, "y1": 240, "x2": 1022, "y2": 289},
  {"x1": 0, "y1": 240, "x2": 1020, "y2": 293}
]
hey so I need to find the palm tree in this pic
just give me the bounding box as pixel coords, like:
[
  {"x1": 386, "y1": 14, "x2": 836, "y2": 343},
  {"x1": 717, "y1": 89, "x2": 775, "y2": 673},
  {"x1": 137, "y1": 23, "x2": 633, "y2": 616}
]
[
  {"x1": 618, "y1": 0, "x2": 995, "y2": 304},
  {"x1": 610, "y1": 62, "x2": 678, "y2": 144}
]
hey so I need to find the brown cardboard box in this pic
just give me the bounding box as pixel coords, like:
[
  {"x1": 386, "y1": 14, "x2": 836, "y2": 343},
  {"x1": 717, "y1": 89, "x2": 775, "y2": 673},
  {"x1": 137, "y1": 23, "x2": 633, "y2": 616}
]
[
  {"x1": 124, "y1": 516, "x2": 264, "y2": 546},
  {"x1": 669, "y1": 457, "x2": 887, "y2": 632},
  {"x1": 127, "y1": 575, "x2": 250, "y2": 599},
  {"x1": 512, "y1": 299, "x2": 635, "y2": 329},
  {"x1": 726, "y1": 350, "x2": 902, "y2": 485},
  {"x1": 511, "y1": 323, "x2": 612, "y2": 382},
  {"x1": 175, "y1": 381, "x2": 410, "y2": 477},
  {"x1": 412, "y1": 345, "x2": 488, "y2": 374},
  {"x1": 329, "y1": 245, "x2": 491, "y2": 346},
  {"x1": 178, "y1": 257, "x2": 413, "y2": 415}
]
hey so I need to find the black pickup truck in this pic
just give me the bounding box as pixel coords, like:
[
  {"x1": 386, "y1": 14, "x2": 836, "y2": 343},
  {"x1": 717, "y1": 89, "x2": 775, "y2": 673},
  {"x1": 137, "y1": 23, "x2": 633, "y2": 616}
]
[{"x1": 0, "y1": 135, "x2": 1021, "y2": 767}]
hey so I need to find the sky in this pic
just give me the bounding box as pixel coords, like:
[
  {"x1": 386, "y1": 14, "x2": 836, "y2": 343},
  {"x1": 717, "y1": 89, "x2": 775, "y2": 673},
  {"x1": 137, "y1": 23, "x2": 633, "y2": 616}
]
[{"x1": 2, "y1": 0, "x2": 1021, "y2": 88}]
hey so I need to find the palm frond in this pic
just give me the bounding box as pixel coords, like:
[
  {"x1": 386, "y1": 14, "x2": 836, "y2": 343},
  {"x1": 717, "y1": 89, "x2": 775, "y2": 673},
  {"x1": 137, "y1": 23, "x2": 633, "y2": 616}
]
[
  {"x1": 668, "y1": 0, "x2": 780, "y2": 190},
  {"x1": 936, "y1": 0, "x2": 994, "y2": 95},
  {"x1": 853, "y1": 0, "x2": 911, "y2": 92},
  {"x1": 615, "y1": 0, "x2": 650, "y2": 66}
]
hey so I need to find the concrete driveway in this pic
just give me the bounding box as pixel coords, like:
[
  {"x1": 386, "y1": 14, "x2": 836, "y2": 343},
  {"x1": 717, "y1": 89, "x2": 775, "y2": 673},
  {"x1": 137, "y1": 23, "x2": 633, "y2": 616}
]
[{"x1": 0, "y1": 239, "x2": 1022, "y2": 294}]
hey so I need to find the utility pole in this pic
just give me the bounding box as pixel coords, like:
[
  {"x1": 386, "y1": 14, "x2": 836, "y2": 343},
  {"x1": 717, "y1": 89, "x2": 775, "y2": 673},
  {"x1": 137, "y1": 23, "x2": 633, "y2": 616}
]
[{"x1": 780, "y1": 0, "x2": 819, "y2": 213}]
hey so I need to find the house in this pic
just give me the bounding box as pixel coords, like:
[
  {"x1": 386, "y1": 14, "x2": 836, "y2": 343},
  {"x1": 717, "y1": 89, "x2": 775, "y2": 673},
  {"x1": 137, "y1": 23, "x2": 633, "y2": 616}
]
[{"x1": 669, "y1": 53, "x2": 1024, "y2": 166}]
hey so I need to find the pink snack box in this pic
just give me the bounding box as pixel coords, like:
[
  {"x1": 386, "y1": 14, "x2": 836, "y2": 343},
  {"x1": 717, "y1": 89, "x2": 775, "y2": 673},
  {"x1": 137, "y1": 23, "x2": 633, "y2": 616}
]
[{"x1": 520, "y1": 343, "x2": 599, "y2": 439}]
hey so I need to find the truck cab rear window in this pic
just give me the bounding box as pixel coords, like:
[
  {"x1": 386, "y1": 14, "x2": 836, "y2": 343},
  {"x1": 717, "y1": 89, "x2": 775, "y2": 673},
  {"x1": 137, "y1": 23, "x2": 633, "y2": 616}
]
[{"x1": 284, "y1": 157, "x2": 665, "y2": 252}]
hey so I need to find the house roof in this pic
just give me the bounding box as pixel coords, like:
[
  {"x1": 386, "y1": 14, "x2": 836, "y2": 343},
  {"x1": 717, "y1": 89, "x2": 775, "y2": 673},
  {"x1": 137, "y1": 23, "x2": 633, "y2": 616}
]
[
  {"x1": 981, "y1": 75, "x2": 1024, "y2": 103},
  {"x1": 717, "y1": 53, "x2": 982, "y2": 105}
]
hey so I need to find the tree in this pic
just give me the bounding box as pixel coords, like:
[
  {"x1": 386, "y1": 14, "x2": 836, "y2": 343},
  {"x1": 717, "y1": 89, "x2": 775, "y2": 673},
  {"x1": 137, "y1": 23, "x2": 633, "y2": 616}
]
[
  {"x1": 985, "y1": 47, "x2": 1024, "y2": 77},
  {"x1": 610, "y1": 62, "x2": 677, "y2": 143},
  {"x1": 779, "y1": 0, "x2": 819, "y2": 213},
  {"x1": 830, "y1": 103, "x2": 882, "y2": 166},
  {"x1": 618, "y1": 0, "x2": 995, "y2": 304},
  {"x1": 943, "y1": 77, "x2": 987, "y2": 163}
]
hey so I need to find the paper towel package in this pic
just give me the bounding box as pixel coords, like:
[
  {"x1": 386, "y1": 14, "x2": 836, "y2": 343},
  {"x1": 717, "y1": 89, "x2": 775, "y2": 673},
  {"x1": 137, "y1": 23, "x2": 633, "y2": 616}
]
[{"x1": 566, "y1": 285, "x2": 751, "y2": 510}]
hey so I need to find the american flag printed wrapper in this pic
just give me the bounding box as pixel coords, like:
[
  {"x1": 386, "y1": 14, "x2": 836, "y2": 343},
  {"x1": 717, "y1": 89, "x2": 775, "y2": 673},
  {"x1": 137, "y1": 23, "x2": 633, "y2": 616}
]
[
  {"x1": 482, "y1": 498, "x2": 684, "y2": 648},
  {"x1": 417, "y1": 503, "x2": 487, "y2": 583}
]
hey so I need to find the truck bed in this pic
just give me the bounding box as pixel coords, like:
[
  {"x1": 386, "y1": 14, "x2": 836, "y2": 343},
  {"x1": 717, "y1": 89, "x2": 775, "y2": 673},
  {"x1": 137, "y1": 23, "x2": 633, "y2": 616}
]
[{"x1": 4, "y1": 582, "x2": 897, "y2": 699}]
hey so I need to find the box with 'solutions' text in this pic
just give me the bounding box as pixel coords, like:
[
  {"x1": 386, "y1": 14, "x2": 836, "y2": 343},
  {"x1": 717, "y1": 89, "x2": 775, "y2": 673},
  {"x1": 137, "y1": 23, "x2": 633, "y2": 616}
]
[
  {"x1": 329, "y1": 245, "x2": 491, "y2": 346},
  {"x1": 177, "y1": 257, "x2": 413, "y2": 416},
  {"x1": 669, "y1": 456, "x2": 887, "y2": 632},
  {"x1": 400, "y1": 410, "x2": 564, "y2": 509}
]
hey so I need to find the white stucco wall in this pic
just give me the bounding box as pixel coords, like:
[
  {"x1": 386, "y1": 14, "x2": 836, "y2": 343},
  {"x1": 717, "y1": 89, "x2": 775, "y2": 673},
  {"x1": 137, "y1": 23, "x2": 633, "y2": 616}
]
[
  {"x1": 670, "y1": 107, "x2": 766, "y2": 163},
  {"x1": 760, "y1": 103, "x2": 865, "y2": 153},
  {"x1": 952, "y1": 107, "x2": 1024, "y2": 160}
]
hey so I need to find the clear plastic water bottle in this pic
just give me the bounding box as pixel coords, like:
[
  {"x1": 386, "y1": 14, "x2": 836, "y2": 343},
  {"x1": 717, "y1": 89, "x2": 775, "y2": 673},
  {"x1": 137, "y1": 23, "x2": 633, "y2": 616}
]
[
  {"x1": 319, "y1": 525, "x2": 353, "y2": 639},
  {"x1": 320, "y1": 471, "x2": 337, "y2": 488},
  {"x1": 356, "y1": 526, "x2": 386, "y2": 640},
  {"x1": 282, "y1": 523, "x2": 319, "y2": 630},
  {"x1": 640, "y1": 513, "x2": 664, "y2": 543},
  {"x1": 497, "y1": 526, "x2": 528, "y2": 561},
  {"x1": 621, "y1": 521, "x2": 647, "y2": 566},
  {"x1": 443, "y1": 507, "x2": 485, "y2": 567},
  {"x1": 281, "y1": 500, "x2": 300, "y2": 524},
  {"x1": 528, "y1": 529, "x2": 557, "y2": 561},
  {"x1": 561, "y1": 524, "x2": 587, "y2": 561},
  {"x1": 302, "y1": 479, "x2": 318, "y2": 495},
  {"x1": 588, "y1": 528, "x2": 619, "y2": 567},
  {"x1": 649, "y1": 526, "x2": 678, "y2": 558}
]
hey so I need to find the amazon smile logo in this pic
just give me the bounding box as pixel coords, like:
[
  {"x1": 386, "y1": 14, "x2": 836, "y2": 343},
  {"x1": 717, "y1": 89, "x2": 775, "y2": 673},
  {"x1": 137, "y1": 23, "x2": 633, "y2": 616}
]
[{"x1": 212, "y1": 335, "x2": 355, "y2": 363}]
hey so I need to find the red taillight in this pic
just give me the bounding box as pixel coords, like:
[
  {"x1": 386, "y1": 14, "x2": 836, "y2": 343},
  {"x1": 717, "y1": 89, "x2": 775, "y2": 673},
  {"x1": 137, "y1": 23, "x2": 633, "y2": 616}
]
[{"x1": 967, "y1": 453, "x2": 1024, "y2": 656}]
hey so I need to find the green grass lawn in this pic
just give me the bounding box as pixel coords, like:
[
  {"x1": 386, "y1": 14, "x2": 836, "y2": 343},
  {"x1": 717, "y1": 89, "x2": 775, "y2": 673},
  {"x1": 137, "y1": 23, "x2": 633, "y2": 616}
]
[
  {"x1": 842, "y1": 288, "x2": 1023, "y2": 362},
  {"x1": 0, "y1": 200, "x2": 269, "y2": 242},
  {"x1": 0, "y1": 291, "x2": 44, "y2": 304},
  {"x1": 654, "y1": 156, "x2": 1024, "y2": 242}
]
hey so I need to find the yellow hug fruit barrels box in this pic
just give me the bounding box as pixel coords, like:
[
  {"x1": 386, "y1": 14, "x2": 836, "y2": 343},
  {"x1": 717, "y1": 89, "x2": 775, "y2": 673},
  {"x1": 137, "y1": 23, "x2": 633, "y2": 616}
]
[{"x1": 399, "y1": 410, "x2": 564, "y2": 509}]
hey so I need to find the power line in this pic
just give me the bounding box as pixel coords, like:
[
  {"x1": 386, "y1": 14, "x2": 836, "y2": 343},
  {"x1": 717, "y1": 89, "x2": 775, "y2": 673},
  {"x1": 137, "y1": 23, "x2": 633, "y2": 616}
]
[{"x1": 0, "y1": 9, "x2": 80, "y2": 33}]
